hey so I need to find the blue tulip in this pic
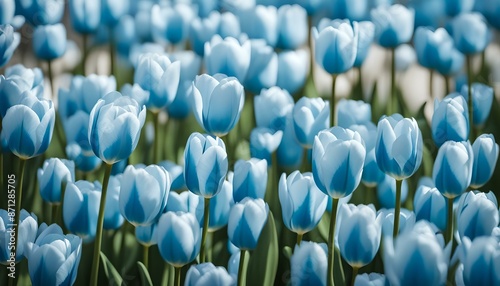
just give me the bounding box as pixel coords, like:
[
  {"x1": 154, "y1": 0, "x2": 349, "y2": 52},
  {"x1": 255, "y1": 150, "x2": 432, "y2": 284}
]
[
  {"x1": 379, "y1": 208, "x2": 416, "y2": 237},
  {"x1": 119, "y1": 164, "x2": 170, "y2": 226},
  {"x1": 394, "y1": 44, "x2": 416, "y2": 72},
  {"x1": 25, "y1": 224, "x2": 82, "y2": 286},
  {"x1": 462, "y1": 236, "x2": 500, "y2": 285},
  {"x1": 158, "y1": 161, "x2": 186, "y2": 191},
  {"x1": 228, "y1": 198, "x2": 269, "y2": 250},
  {"x1": 69, "y1": 0, "x2": 101, "y2": 34},
  {"x1": 193, "y1": 0, "x2": 218, "y2": 17},
  {"x1": 432, "y1": 93, "x2": 469, "y2": 146},
  {"x1": 413, "y1": 182, "x2": 447, "y2": 231},
  {"x1": 254, "y1": 86, "x2": 293, "y2": 131},
  {"x1": 433, "y1": 140, "x2": 473, "y2": 198},
  {"x1": 470, "y1": 134, "x2": 499, "y2": 188},
  {"x1": 409, "y1": 0, "x2": 446, "y2": 29},
  {"x1": 354, "y1": 273, "x2": 386, "y2": 286},
  {"x1": 445, "y1": 0, "x2": 474, "y2": 17},
  {"x1": 0, "y1": 24, "x2": 19, "y2": 68},
  {"x1": 0, "y1": 64, "x2": 44, "y2": 116},
  {"x1": 170, "y1": 51, "x2": 202, "y2": 83},
  {"x1": 120, "y1": 83, "x2": 149, "y2": 108},
  {"x1": 151, "y1": 3, "x2": 194, "y2": 45},
  {"x1": 0, "y1": 209, "x2": 37, "y2": 263},
  {"x1": 17, "y1": 0, "x2": 64, "y2": 26},
  {"x1": 33, "y1": 24, "x2": 67, "y2": 60},
  {"x1": 132, "y1": 1, "x2": 155, "y2": 43},
  {"x1": 113, "y1": 14, "x2": 136, "y2": 56},
  {"x1": 295, "y1": 0, "x2": 325, "y2": 15},
  {"x1": 450, "y1": 13, "x2": 489, "y2": 55},
  {"x1": 204, "y1": 36, "x2": 251, "y2": 82},
  {"x1": 134, "y1": 53, "x2": 180, "y2": 112},
  {"x1": 244, "y1": 40, "x2": 278, "y2": 93},
  {"x1": 209, "y1": 176, "x2": 234, "y2": 231},
  {"x1": 63, "y1": 180, "x2": 101, "y2": 243},
  {"x1": 233, "y1": 158, "x2": 268, "y2": 203},
  {"x1": 371, "y1": 4, "x2": 414, "y2": 48},
  {"x1": 277, "y1": 113, "x2": 304, "y2": 170},
  {"x1": 337, "y1": 99, "x2": 372, "y2": 128},
  {"x1": 239, "y1": 5, "x2": 278, "y2": 47},
  {"x1": 279, "y1": 171, "x2": 328, "y2": 235},
  {"x1": 377, "y1": 175, "x2": 408, "y2": 209},
  {"x1": 100, "y1": 0, "x2": 129, "y2": 27},
  {"x1": 354, "y1": 21, "x2": 375, "y2": 67},
  {"x1": 290, "y1": 241, "x2": 328, "y2": 286},
  {"x1": 313, "y1": 19, "x2": 358, "y2": 74},
  {"x1": 66, "y1": 143, "x2": 102, "y2": 173},
  {"x1": 165, "y1": 191, "x2": 204, "y2": 225},
  {"x1": 414, "y1": 27, "x2": 464, "y2": 76},
  {"x1": 330, "y1": 0, "x2": 370, "y2": 21},
  {"x1": 276, "y1": 5, "x2": 307, "y2": 50},
  {"x1": 135, "y1": 223, "x2": 157, "y2": 246},
  {"x1": 104, "y1": 175, "x2": 123, "y2": 230},
  {"x1": 456, "y1": 191, "x2": 499, "y2": 240},
  {"x1": 157, "y1": 211, "x2": 201, "y2": 267},
  {"x1": 384, "y1": 221, "x2": 448, "y2": 286},
  {"x1": 88, "y1": 91, "x2": 146, "y2": 165},
  {"x1": 276, "y1": 49, "x2": 308, "y2": 94},
  {"x1": 191, "y1": 74, "x2": 245, "y2": 136},
  {"x1": 292, "y1": 97, "x2": 330, "y2": 148},
  {"x1": 189, "y1": 13, "x2": 220, "y2": 56},
  {"x1": 1, "y1": 95, "x2": 55, "y2": 159},
  {"x1": 250, "y1": 127, "x2": 283, "y2": 164},
  {"x1": 375, "y1": 114, "x2": 423, "y2": 180},
  {"x1": 227, "y1": 250, "x2": 240, "y2": 276},
  {"x1": 476, "y1": 0, "x2": 500, "y2": 30},
  {"x1": 0, "y1": 0, "x2": 15, "y2": 25},
  {"x1": 460, "y1": 83, "x2": 494, "y2": 127},
  {"x1": 37, "y1": 158, "x2": 75, "y2": 204},
  {"x1": 338, "y1": 204, "x2": 382, "y2": 267},
  {"x1": 184, "y1": 132, "x2": 228, "y2": 198},
  {"x1": 128, "y1": 42, "x2": 164, "y2": 67},
  {"x1": 185, "y1": 263, "x2": 235, "y2": 286}
]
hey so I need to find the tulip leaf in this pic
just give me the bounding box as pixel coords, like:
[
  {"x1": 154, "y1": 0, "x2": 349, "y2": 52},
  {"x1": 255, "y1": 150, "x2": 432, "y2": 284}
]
[
  {"x1": 317, "y1": 212, "x2": 331, "y2": 243},
  {"x1": 246, "y1": 211, "x2": 279, "y2": 286},
  {"x1": 100, "y1": 252, "x2": 123, "y2": 286},
  {"x1": 283, "y1": 246, "x2": 293, "y2": 260},
  {"x1": 137, "y1": 262, "x2": 153, "y2": 286}
]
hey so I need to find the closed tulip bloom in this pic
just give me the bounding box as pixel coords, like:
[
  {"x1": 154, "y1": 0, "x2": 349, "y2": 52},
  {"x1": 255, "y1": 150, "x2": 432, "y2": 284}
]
[
  {"x1": 119, "y1": 165, "x2": 170, "y2": 226},
  {"x1": 292, "y1": 97, "x2": 330, "y2": 148},
  {"x1": 233, "y1": 158, "x2": 268, "y2": 203},
  {"x1": 66, "y1": 143, "x2": 102, "y2": 173},
  {"x1": 37, "y1": 158, "x2": 75, "y2": 204},
  {"x1": 228, "y1": 198, "x2": 269, "y2": 250},
  {"x1": 450, "y1": 13, "x2": 489, "y2": 55},
  {"x1": 204, "y1": 36, "x2": 251, "y2": 82},
  {"x1": 462, "y1": 236, "x2": 500, "y2": 286},
  {"x1": 277, "y1": 113, "x2": 304, "y2": 170},
  {"x1": 379, "y1": 208, "x2": 416, "y2": 237},
  {"x1": 254, "y1": 86, "x2": 294, "y2": 131},
  {"x1": 384, "y1": 221, "x2": 448, "y2": 286},
  {"x1": 338, "y1": 204, "x2": 382, "y2": 267},
  {"x1": 375, "y1": 114, "x2": 423, "y2": 180},
  {"x1": 18, "y1": 0, "x2": 64, "y2": 26},
  {"x1": 0, "y1": 209, "x2": 38, "y2": 263},
  {"x1": 63, "y1": 180, "x2": 101, "y2": 243},
  {"x1": 25, "y1": 224, "x2": 82, "y2": 286},
  {"x1": 185, "y1": 263, "x2": 235, "y2": 286},
  {"x1": 279, "y1": 171, "x2": 328, "y2": 234},
  {"x1": 413, "y1": 183, "x2": 447, "y2": 231},
  {"x1": 33, "y1": 24, "x2": 66, "y2": 60},
  {"x1": 244, "y1": 40, "x2": 278, "y2": 93},
  {"x1": 313, "y1": 20, "x2": 358, "y2": 74},
  {"x1": 189, "y1": 13, "x2": 220, "y2": 56},
  {"x1": 433, "y1": 141, "x2": 473, "y2": 198},
  {"x1": 277, "y1": 5, "x2": 307, "y2": 50},
  {"x1": 170, "y1": 51, "x2": 202, "y2": 83},
  {"x1": 470, "y1": 134, "x2": 499, "y2": 188},
  {"x1": 312, "y1": 127, "x2": 366, "y2": 198},
  {"x1": 445, "y1": 0, "x2": 474, "y2": 17},
  {"x1": 151, "y1": 3, "x2": 194, "y2": 45},
  {"x1": 250, "y1": 127, "x2": 283, "y2": 164},
  {"x1": 136, "y1": 223, "x2": 157, "y2": 246},
  {"x1": 354, "y1": 21, "x2": 375, "y2": 67},
  {"x1": 239, "y1": 5, "x2": 278, "y2": 47},
  {"x1": 184, "y1": 132, "x2": 228, "y2": 198},
  {"x1": 209, "y1": 177, "x2": 234, "y2": 231},
  {"x1": 1, "y1": 95, "x2": 55, "y2": 160},
  {"x1": 104, "y1": 175, "x2": 123, "y2": 230},
  {"x1": 337, "y1": 99, "x2": 372, "y2": 128},
  {"x1": 456, "y1": 191, "x2": 499, "y2": 240},
  {"x1": 377, "y1": 175, "x2": 408, "y2": 209},
  {"x1": 88, "y1": 91, "x2": 146, "y2": 165},
  {"x1": 157, "y1": 212, "x2": 201, "y2": 267},
  {"x1": 134, "y1": 53, "x2": 180, "y2": 112},
  {"x1": 276, "y1": 49, "x2": 308, "y2": 94},
  {"x1": 432, "y1": 93, "x2": 469, "y2": 146},
  {"x1": 0, "y1": 24, "x2": 19, "y2": 68},
  {"x1": 158, "y1": 161, "x2": 186, "y2": 191},
  {"x1": 354, "y1": 273, "x2": 386, "y2": 286},
  {"x1": 191, "y1": 74, "x2": 245, "y2": 136},
  {"x1": 165, "y1": 191, "x2": 204, "y2": 225},
  {"x1": 461, "y1": 83, "x2": 494, "y2": 127},
  {"x1": 121, "y1": 83, "x2": 150, "y2": 108},
  {"x1": 69, "y1": 0, "x2": 101, "y2": 34},
  {"x1": 371, "y1": 4, "x2": 414, "y2": 48},
  {"x1": 0, "y1": 0, "x2": 15, "y2": 25},
  {"x1": 100, "y1": 0, "x2": 129, "y2": 27},
  {"x1": 290, "y1": 241, "x2": 328, "y2": 286},
  {"x1": 349, "y1": 123, "x2": 384, "y2": 187},
  {"x1": 64, "y1": 111, "x2": 101, "y2": 172}
]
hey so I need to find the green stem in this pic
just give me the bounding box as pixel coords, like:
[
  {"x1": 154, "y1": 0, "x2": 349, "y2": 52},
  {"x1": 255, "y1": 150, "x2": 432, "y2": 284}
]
[
  {"x1": 393, "y1": 179, "x2": 402, "y2": 238},
  {"x1": 89, "y1": 163, "x2": 113, "y2": 286},
  {"x1": 48, "y1": 60, "x2": 68, "y2": 157},
  {"x1": 444, "y1": 75, "x2": 451, "y2": 95},
  {"x1": 351, "y1": 266, "x2": 359, "y2": 286},
  {"x1": 143, "y1": 245, "x2": 149, "y2": 269},
  {"x1": 301, "y1": 148, "x2": 309, "y2": 172},
  {"x1": 200, "y1": 197, "x2": 210, "y2": 263},
  {"x1": 446, "y1": 197, "x2": 453, "y2": 244},
  {"x1": 51, "y1": 204, "x2": 58, "y2": 225},
  {"x1": 330, "y1": 74, "x2": 337, "y2": 127},
  {"x1": 82, "y1": 33, "x2": 88, "y2": 75},
  {"x1": 13, "y1": 158, "x2": 26, "y2": 256},
  {"x1": 308, "y1": 16, "x2": 315, "y2": 86},
  {"x1": 390, "y1": 48, "x2": 396, "y2": 115},
  {"x1": 357, "y1": 67, "x2": 364, "y2": 100},
  {"x1": 174, "y1": 266, "x2": 181, "y2": 286},
  {"x1": 327, "y1": 197, "x2": 339, "y2": 286},
  {"x1": 429, "y1": 69, "x2": 434, "y2": 98},
  {"x1": 237, "y1": 250, "x2": 247, "y2": 286},
  {"x1": 466, "y1": 55, "x2": 475, "y2": 142},
  {"x1": 109, "y1": 27, "x2": 116, "y2": 77},
  {"x1": 297, "y1": 233, "x2": 303, "y2": 246},
  {"x1": 153, "y1": 112, "x2": 159, "y2": 164}
]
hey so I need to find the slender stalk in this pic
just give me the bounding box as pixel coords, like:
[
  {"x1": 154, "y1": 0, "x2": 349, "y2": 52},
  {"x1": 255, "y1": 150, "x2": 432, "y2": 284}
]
[
  {"x1": 308, "y1": 16, "x2": 315, "y2": 86},
  {"x1": 351, "y1": 266, "x2": 359, "y2": 286},
  {"x1": 153, "y1": 112, "x2": 159, "y2": 163},
  {"x1": 327, "y1": 197, "x2": 340, "y2": 286},
  {"x1": 446, "y1": 197, "x2": 453, "y2": 244},
  {"x1": 90, "y1": 163, "x2": 114, "y2": 286},
  {"x1": 0, "y1": 116, "x2": 2, "y2": 193},
  {"x1": 143, "y1": 245, "x2": 150, "y2": 269},
  {"x1": 48, "y1": 61, "x2": 68, "y2": 157},
  {"x1": 301, "y1": 148, "x2": 309, "y2": 172},
  {"x1": 174, "y1": 266, "x2": 181, "y2": 286},
  {"x1": 51, "y1": 204, "x2": 58, "y2": 225},
  {"x1": 297, "y1": 233, "x2": 303, "y2": 246},
  {"x1": 330, "y1": 74, "x2": 337, "y2": 127},
  {"x1": 390, "y1": 48, "x2": 396, "y2": 115},
  {"x1": 357, "y1": 67, "x2": 364, "y2": 100},
  {"x1": 429, "y1": 69, "x2": 434, "y2": 98},
  {"x1": 393, "y1": 179, "x2": 402, "y2": 238},
  {"x1": 13, "y1": 158, "x2": 26, "y2": 255},
  {"x1": 466, "y1": 55, "x2": 475, "y2": 141},
  {"x1": 444, "y1": 75, "x2": 451, "y2": 95},
  {"x1": 109, "y1": 27, "x2": 116, "y2": 76},
  {"x1": 82, "y1": 33, "x2": 88, "y2": 75},
  {"x1": 237, "y1": 250, "x2": 247, "y2": 286},
  {"x1": 200, "y1": 197, "x2": 210, "y2": 263}
]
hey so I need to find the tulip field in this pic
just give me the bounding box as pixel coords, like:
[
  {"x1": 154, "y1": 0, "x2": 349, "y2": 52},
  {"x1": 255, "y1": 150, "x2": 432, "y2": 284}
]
[{"x1": 1, "y1": 0, "x2": 500, "y2": 286}]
